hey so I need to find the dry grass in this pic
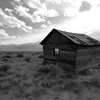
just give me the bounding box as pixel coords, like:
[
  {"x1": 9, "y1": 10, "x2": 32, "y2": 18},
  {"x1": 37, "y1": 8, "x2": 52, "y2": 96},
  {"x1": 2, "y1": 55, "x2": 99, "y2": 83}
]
[{"x1": 0, "y1": 51, "x2": 100, "y2": 100}]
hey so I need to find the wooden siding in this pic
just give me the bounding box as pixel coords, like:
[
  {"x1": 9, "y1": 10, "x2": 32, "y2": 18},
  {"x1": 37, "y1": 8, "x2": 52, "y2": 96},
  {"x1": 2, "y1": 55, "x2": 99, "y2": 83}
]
[
  {"x1": 41, "y1": 29, "x2": 100, "y2": 72},
  {"x1": 43, "y1": 45, "x2": 76, "y2": 67},
  {"x1": 43, "y1": 45, "x2": 100, "y2": 72},
  {"x1": 43, "y1": 46, "x2": 53, "y2": 56},
  {"x1": 59, "y1": 51, "x2": 75, "y2": 62},
  {"x1": 45, "y1": 31, "x2": 75, "y2": 45},
  {"x1": 43, "y1": 59, "x2": 56, "y2": 64},
  {"x1": 76, "y1": 47, "x2": 100, "y2": 71},
  {"x1": 43, "y1": 45, "x2": 76, "y2": 51}
]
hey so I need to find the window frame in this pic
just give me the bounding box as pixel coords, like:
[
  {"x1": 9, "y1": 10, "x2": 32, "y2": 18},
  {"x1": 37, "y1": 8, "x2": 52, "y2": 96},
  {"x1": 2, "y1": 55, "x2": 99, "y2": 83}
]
[{"x1": 53, "y1": 48, "x2": 60, "y2": 56}]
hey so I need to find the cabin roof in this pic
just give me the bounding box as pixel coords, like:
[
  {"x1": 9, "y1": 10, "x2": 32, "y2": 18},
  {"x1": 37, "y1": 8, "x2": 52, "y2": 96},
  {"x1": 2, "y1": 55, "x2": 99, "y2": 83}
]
[{"x1": 40, "y1": 28, "x2": 100, "y2": 45}]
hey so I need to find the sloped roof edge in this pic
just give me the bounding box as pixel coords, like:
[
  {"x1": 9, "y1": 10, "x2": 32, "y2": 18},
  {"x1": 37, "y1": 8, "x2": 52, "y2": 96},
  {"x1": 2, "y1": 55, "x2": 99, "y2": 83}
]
[{"x1": 40, "y1": 28, "x2": 100, "y2": 46}]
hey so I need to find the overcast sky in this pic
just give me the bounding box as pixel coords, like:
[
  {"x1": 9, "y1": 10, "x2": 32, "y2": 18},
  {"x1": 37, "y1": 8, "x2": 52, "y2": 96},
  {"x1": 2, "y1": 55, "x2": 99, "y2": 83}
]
[{"x1": 0, "y1": 0, "x2": 100, "y2": 45}]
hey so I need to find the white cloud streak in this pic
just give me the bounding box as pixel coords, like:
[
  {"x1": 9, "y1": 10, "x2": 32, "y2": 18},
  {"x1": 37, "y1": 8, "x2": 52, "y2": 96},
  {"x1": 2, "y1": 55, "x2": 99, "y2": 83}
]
[
  {"x1": 33, "y1": 3, "x2": 59, "y2": 18},
  {"x1": 14, "y1": 0, "x2": 21, "y2": 2},
  {"x1": 2, "y1": 0, "x2": 100, "y2": 44},
  {"x1": 55, "y1": 4, "x2": 100, "y2": 35},
  {"x1": 14, "y1": 5, "x2": 45, "y2": 22},
  {"x1": 41, "y1": 24, "x2": 47, "y2": 28},
  {"x1": 0, "y1": 8, "x2": 32, "y2": 32},
  {"x1": 0, "y1": 29, "x2": 9, "y2": 38},
  {"x1": 22, "y1": 0, "x2": 59, "y2": 18},
  {"x1": 0, "y1": 29, "x2": 18, "y2": 39},
  {"x1": 23, "y1": 0, "x2": 43, "y2": 9}
]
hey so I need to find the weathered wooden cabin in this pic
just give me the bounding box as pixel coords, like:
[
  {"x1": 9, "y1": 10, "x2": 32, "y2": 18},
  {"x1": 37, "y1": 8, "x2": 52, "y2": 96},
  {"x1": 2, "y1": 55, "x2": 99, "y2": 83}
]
[{"x1": 40, "y1": 28, "x2": 100, "y2": 72}]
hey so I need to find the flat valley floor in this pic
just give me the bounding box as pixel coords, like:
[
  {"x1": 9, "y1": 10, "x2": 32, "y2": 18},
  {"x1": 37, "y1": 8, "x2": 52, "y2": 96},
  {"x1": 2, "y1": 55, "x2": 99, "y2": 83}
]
[{"x1": 0, "y1": 51, "x2": 100, "y2": 100}]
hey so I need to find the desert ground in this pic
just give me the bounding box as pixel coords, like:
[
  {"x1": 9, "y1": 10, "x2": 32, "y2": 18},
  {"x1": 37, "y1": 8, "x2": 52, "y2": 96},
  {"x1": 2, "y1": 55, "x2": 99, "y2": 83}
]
[{"x1": 0, "y1": 51, "x2": 100, "y2": 100}]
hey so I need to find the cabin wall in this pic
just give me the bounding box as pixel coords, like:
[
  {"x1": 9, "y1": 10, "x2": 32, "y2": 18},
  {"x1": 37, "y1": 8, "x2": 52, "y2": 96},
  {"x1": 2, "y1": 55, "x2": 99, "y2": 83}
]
[
  {"x1": 43, "y1": 45, "x2": 76, "y2": 72},
  {"x1": 76, "y1": 46, "x2": 100, "y2": 71},
  {"x1": 58, "y1": 47, "x2": 76, "y2": 72},
  {"x1": 43, "y1": 45, "x2": 56, "y2": 64}
]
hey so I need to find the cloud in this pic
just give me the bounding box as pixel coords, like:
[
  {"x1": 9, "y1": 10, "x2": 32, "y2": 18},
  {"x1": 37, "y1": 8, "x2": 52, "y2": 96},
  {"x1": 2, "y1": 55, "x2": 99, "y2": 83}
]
[
  {"x1": 46, "y1": 9, "x2": 59, "y2": 17},
  {"x1": 0, "y1": 22, "x2": 3, "y2": 26},
  {"x1": 46, "y1": 0, "x2": 62, "y2": 4},
  {"x1": 41, "y1": 24, "x2": 47, "y2": 28},
  {"x1": 85, "y1": 0, "x2": 100, "y2": 6},
  {"x1": 0, "y1": 29, "x2": 9, "y2": 38},
  {"x1": 23, "y1": 0, "x2": 42, "y2": 9},
  {"x1": 47, "y1": 21, "x2": 52, "y2": 25},
  {"x1": 55, "y1": 5, "x2": 100, "y2": 35},
  {"x1": 79, "y1": 1, "x2": 91, "y2": 12},
  {"x1": 0, "y1": 8, "x2": 32, "y2": 32},
  {"x1": 52, "y1": 0, "x2": 100, "y2": 35},
  {"x1": 22, "y1": 0, "x2": 59, "y2": 17},
  {"x1": 13, "y1": 0, "x2": 100, "y2": 33},
  {"x1": 4, "y1": 8, "x2": 14, "y2": 17},
  {"x1": 2, "y1": 0, "x2": 100, "y2": 45},
  {"x1": 46, "y1": 0, "x2": 72, "y2": 4},
  {"x1": 33, "y1": 3, "x2": 59, "y2": 18},
  {"x1": 32, "y1": 15, "x2": 45, "y2": 22},
  {"x1": 64, "y1": 7, "x2": 79, "y2": 17},
  {"x1": 14, "y1": 0, "x2": 21, "y2": 2},
  {"x1": 63, "y1": 0, "x2": 83, "y2": 17},
  {"x1": 5, "y1": 8, "x2": 14, "y2": 13},
  {"x1": 21, "y1": 26, "x2": 33, "y2": 32},
  {"x1": 0, "y1": 29, "x2": 17, "y2": 39},
  {"x1": 14, "y1": 5, "x2": 45, "y2": 22},
  {"x1": 14, "y1": 5, "x2": 30, "y2": 17}
]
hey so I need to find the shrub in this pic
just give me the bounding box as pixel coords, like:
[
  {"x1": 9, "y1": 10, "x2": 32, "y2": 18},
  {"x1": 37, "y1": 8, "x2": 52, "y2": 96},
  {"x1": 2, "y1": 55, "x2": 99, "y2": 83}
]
[
  {"x1": 0, "y1": 64, "x2": 11, "y2": 73},
  {"x1": 38, "y1": 54, "x2": 43, "y2": 58},
  {"x1": 38, "y1": 65, "x2": 51, "y2": 75},
  {"x1": 24, "y1": 57, "x2": 31, "y2": 62},
  {"x1": 78, "y1": 69, "x2": 91, "y2": 75},
  {"x1": 2, "y1": 58, "x2": 8, "y2": 61},
  {"x1": 16, "y1": 54, "x2": 24, "y2": 57},
  {"x1": 88, "y1": 78, "x2": 100, "y2": 88},
  {"x1": 37, "y1": 64, "x2": 62, "y2": 75},
  {"x1": 2, "y1": 55, "x2": 11, "y2": 58}
]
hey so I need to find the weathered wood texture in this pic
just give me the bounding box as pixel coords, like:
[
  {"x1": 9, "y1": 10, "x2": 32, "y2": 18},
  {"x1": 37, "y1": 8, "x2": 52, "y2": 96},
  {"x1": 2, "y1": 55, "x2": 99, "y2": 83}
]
[
  {"x1": 43, "y1": 45, "x2": 75, "y2": 61},
  {"x1": 41, "y1": 29, "x2": 100, "y2": 72},
  {"x1": 59, "y1": 50, "x2": 75, "y2": 64},
  {"x1": 76, "y1": 47, "x2": 100, "y2": 71},
  {"x1": 45, "y1": 31, "x2": 76, "y2": 45},
  {"x1": 43, "y1": 45, "x2": 76, "y2": 72}
]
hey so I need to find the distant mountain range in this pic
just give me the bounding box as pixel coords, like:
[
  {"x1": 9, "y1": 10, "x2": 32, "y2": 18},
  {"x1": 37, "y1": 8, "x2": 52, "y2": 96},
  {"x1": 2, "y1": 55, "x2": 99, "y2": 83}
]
[
  {"x1": 0, "y1": 33, "x2": 100, "y2": 52},
  {"x1": 0, "y1": 41, "x2": 42, "y2": 51}
]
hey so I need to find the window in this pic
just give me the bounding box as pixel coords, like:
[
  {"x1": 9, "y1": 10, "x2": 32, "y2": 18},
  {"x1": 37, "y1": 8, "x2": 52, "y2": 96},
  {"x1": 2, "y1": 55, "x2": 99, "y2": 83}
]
[{"x1": 53, "y1": 48, "x2": 59, "y2": 55}]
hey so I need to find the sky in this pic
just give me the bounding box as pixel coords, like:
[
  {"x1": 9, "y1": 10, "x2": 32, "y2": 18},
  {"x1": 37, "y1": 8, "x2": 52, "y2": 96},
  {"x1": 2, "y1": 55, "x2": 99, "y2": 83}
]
[{"x1": 0, "y1": 0, "x2": 100, "y2": 45}]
